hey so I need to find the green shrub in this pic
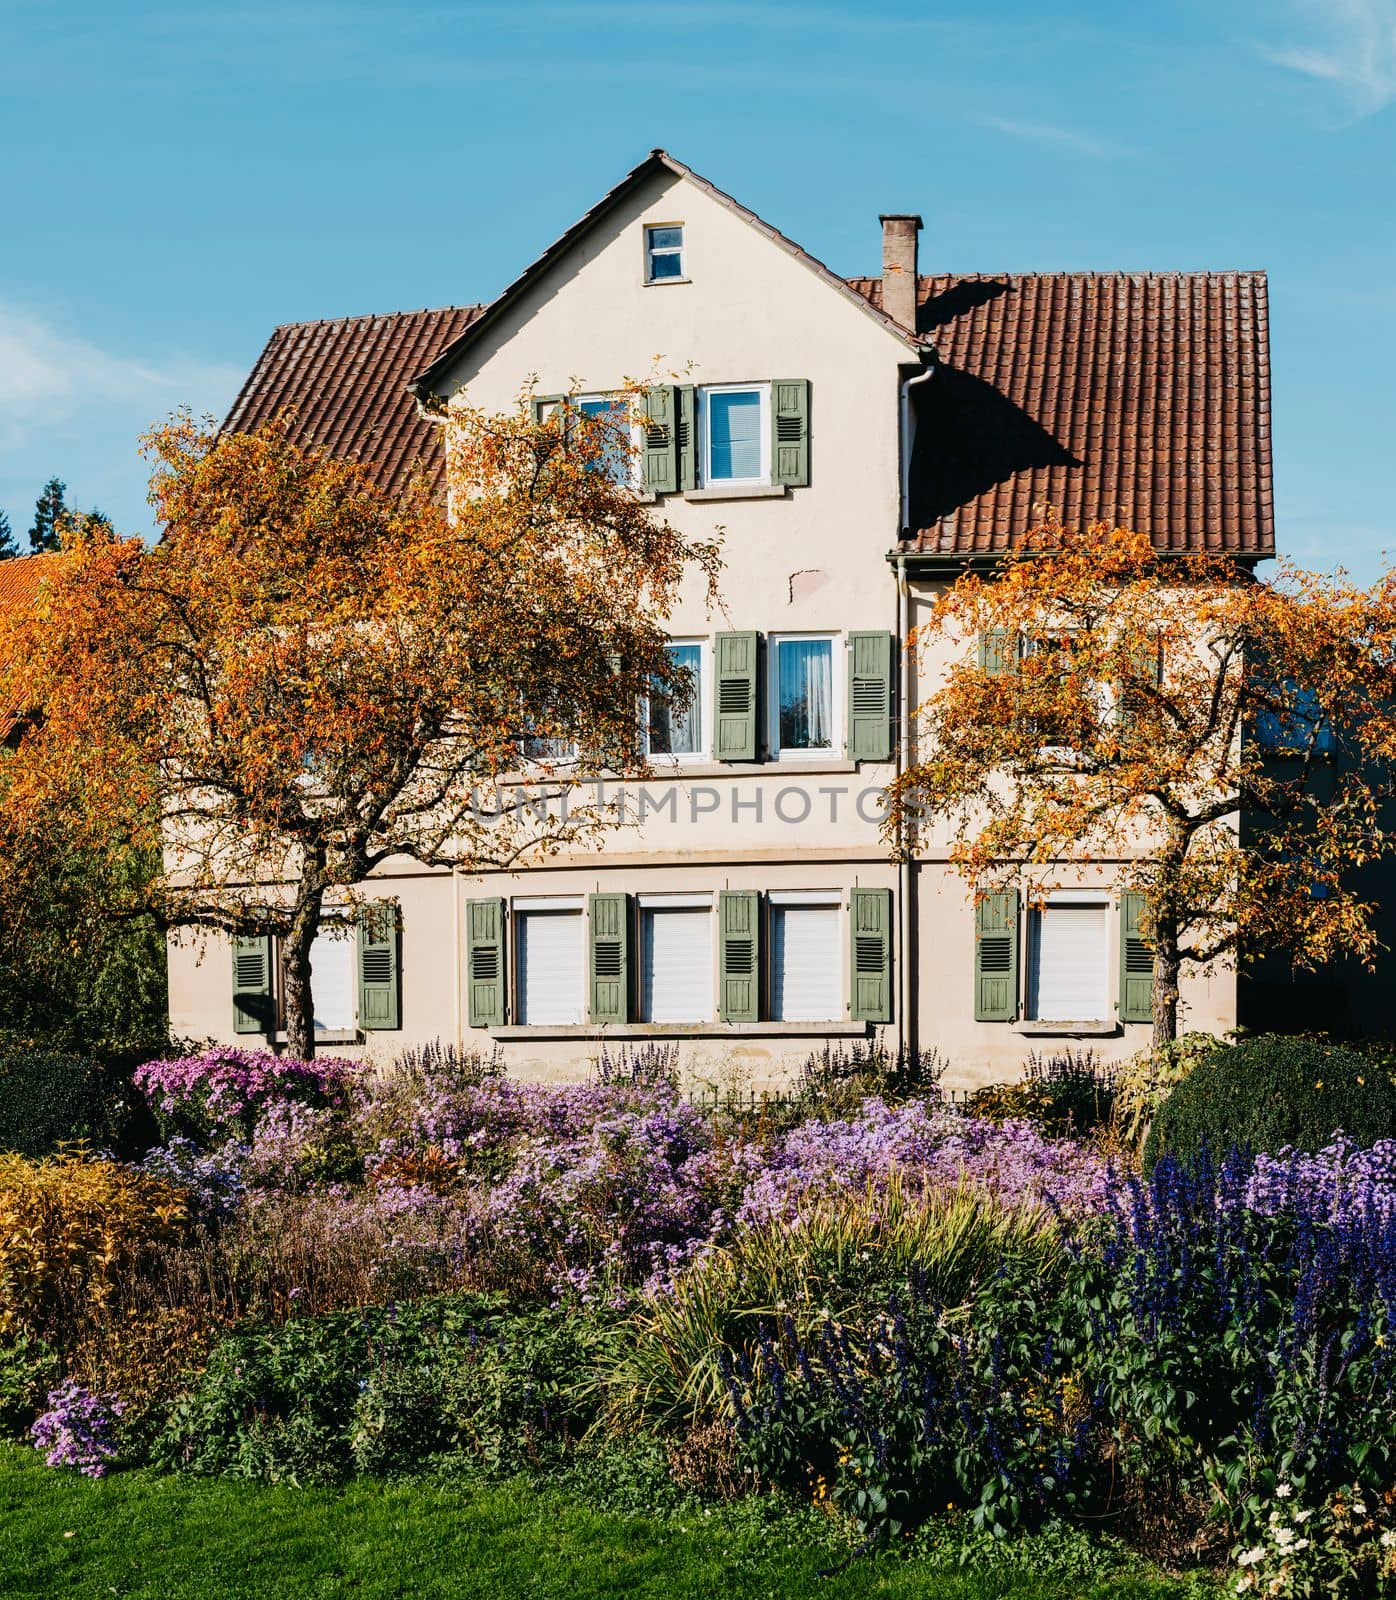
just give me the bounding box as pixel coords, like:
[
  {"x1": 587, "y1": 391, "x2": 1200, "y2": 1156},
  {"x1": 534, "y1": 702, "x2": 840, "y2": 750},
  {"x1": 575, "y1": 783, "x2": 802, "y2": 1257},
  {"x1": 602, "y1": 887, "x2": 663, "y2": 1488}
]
[
  {"x1": 0, "y1": 1048, "x2": 122, "y2": 1156},
  {"x1": 1144, "y1": 1033, "x2": 1396, "y2": 1170},
  {"x1": 0, "y1": 1332, "x2": 58, "y2": 1435},
  {"x1": 155, "y1": 1296, "x2": 618, "y2": 1484}
]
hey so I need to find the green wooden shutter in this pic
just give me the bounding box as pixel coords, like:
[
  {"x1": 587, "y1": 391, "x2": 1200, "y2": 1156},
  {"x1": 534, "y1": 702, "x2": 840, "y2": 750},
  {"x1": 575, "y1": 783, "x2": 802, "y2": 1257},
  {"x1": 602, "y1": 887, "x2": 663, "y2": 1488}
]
[
  {"x1": 466, "y1": 897, "x2": 506, "y2": 1028},
  {"x1": 357, "y1": 903, "x2": 400, "y2": 1031},
  {"x1": 640, "y1": 387, "x2": 678, "y2": 493},
  {"x1": 588, "y1": 893, "x2": 630, "y2": 1023},
  {"x1": 846, "y1": 631, "x2": 894, "y2": 761},
  {"x1": 531, "y1": 394, "x2": 565, "y2": 424},
  {"x1": 718, "y1": 890, "x2": 760, "y2": 1023},
  {"x1": 1119, "y1": 891, "x2": 1154, "y2": 1023},
  {"x1": 979, "y1": 629, "x2": 1018, "y2": 675},
  {"x1": 849, "y1": 887, "x2": 892, "y2": 1022},
  {"x1": 974, "y1": 890, "x2": 1019, "y2": 1021},
  {"x1": 771, "y1": 379, "x2": 810, "y2": 486},
  {"x1": 232, "y1": 934, "x2": 273, "y2": 1035},
  {"x1": 677, "y1": 384, "x2": 696, "y2": 491},
  {"x1": 714, "y1": 630, "x2": 758, "y2": 761}
]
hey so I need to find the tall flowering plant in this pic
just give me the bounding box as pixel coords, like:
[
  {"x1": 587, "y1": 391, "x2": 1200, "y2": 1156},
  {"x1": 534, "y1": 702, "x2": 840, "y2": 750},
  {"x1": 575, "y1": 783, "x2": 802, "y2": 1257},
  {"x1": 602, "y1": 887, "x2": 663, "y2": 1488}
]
[{"x1": 1073, "y1": 1149, "x2": 1396, "y2": 1561}]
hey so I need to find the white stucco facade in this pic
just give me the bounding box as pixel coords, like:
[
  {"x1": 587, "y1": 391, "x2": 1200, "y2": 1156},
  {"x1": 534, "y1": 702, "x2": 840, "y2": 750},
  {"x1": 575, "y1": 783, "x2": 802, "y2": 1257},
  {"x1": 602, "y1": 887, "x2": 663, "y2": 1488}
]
[{"x1": 168, "y1": 157, "x2": 1246, "y2": 1087}]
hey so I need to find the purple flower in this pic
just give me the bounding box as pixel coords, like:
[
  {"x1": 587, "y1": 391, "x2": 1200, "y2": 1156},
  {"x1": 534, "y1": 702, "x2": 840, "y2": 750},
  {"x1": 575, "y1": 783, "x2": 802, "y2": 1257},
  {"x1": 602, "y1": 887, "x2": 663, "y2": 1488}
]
[{"x1": 31, "y1": 1382, "x2": 123, "y2": 1478}]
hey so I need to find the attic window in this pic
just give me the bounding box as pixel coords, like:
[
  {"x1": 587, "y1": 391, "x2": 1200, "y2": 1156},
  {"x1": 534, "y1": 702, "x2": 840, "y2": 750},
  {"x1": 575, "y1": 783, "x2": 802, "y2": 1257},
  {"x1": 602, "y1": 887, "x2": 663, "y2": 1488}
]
[{"x1": 645, "y1": 224, "x2": 684, "y2": 283}]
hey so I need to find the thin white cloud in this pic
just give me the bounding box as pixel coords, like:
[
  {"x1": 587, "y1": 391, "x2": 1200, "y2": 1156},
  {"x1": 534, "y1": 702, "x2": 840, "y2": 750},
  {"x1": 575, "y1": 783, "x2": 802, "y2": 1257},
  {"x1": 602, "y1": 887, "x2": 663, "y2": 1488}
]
[
  {"x1": 0, "y1": 302, "x2": 240, "y2": 452},
  {"x1": 1257, "y1": 0, "x2": 1396, "y2": 116},
  {"x1": 971, "y1": 114, "x2": 1127, "y2": 161},
  {"x1": 0, "y1": 301, "x2": 243, "y2": 536}
]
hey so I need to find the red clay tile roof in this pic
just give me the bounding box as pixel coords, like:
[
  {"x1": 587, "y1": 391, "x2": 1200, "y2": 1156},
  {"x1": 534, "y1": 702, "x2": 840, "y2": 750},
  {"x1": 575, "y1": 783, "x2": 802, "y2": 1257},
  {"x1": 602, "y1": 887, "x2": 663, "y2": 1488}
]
[
  {"x1": 224, "y1": 306, "x2": 485, "y2": 498},
  {"x1": 0, "y1": 553, "x2": 58, "y2": 613},
  {"x1": 847, "y1": 271, "x2": 1273, "y2": 559},
  {"x1": 224, "y1": 272, "x2": 1273, "y2": 562},
  {"x1": 0, "y1": 554, "x2": 64, "y2": 742}
]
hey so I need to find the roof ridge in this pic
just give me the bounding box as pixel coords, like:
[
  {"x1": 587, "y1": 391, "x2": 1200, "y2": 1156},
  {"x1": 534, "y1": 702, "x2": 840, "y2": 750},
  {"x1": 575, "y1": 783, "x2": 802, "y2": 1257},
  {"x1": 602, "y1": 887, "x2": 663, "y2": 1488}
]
[{"x1": 270, "y1": 305, "x2": 487, "y2": 334}]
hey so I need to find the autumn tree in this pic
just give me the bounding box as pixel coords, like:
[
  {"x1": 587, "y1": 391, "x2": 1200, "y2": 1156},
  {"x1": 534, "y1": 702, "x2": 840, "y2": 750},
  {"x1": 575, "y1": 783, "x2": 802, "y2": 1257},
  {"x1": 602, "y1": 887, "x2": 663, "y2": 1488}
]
[
  {"x1": 891, "y1": 523, "x2": 1396, "y2": 1045},
  {"x1": 0, "y1": 398, "x2": 719, "y2": 1057}
]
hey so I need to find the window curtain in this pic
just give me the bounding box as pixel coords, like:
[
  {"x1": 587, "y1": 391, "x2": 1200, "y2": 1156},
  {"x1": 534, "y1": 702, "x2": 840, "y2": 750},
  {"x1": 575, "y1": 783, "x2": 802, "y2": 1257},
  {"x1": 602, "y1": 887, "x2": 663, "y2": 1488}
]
[
  {"x1": 650, "y1": 644, "x2": 701, "y2": 754},
  {"x1": 780, "y1": 639, "x2": 832, "y2": 749}
]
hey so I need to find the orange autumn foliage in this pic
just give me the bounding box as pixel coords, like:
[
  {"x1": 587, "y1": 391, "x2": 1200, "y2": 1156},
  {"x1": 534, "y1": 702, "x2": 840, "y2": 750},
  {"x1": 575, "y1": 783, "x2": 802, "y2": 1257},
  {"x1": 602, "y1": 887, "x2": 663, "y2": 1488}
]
[
  {"x1": 0, "y1": 396, "x2": 721, "y2": 1056},
  {"x1": 889, "y1": 521, "x2": 1396, "y2": 1043}
]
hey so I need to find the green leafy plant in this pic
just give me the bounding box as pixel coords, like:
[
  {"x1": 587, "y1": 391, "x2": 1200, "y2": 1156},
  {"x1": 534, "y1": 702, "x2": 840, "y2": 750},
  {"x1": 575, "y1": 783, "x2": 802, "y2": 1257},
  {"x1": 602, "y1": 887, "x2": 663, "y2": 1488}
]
[
  {"x1": 0, "y1": 1049, "x2": 121, "y2": 1157},
  {"x1": 1144, "y1": 1035, "x2": 1396, "y2": 1169}
]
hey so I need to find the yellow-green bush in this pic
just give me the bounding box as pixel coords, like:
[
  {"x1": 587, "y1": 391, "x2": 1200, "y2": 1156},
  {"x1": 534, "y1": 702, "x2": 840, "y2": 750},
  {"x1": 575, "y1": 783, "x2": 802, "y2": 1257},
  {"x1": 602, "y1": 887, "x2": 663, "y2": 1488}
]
[{"x1": 0, "y1": 1151, "x2": 188, "y2": 1342}]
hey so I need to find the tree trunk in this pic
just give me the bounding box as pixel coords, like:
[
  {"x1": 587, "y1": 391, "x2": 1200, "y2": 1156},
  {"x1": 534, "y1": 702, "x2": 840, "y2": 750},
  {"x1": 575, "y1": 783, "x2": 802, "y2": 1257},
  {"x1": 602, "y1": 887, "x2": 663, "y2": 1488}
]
[
  {"x1": 1151, "y1": 910, "x2": 1181, "y2": 1049},
  {"x1": 281, "y1": 885, "x2": 325, "y2": 1060}
]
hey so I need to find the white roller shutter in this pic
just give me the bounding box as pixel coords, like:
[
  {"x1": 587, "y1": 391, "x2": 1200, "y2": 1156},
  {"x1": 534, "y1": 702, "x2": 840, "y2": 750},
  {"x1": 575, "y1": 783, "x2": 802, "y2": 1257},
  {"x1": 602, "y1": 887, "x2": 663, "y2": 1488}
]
[
  {"x1": 1029, "y1": 901, "x2": 1109, "y2": 1021},
  {"x1": 641, "y1": 907, "x2": 713, "y2": 1022},
  {"x1": 770, "y1": 903, "x2": 840, "y2": 1021},
  {"x1": 517, "y1": 910, "x2": 584, "y2": 1025},
  {"x1": 310, "y1": 928, "x2": 356, "y2": 1034}
]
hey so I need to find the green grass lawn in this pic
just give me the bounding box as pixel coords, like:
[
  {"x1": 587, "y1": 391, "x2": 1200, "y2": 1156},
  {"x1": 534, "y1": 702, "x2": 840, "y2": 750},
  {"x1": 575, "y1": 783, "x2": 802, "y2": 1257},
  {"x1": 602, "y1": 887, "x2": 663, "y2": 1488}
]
[{"x1": 0, "y1": 1446, "x2": 1218, "y2": 1600}]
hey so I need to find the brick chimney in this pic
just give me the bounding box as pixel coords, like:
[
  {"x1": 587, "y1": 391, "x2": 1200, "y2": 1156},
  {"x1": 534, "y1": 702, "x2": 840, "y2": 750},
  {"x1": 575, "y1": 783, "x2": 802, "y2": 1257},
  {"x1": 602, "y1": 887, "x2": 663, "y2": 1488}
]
[{"x1": 879, "y1": 213, "x2": 923, "y2": 333}]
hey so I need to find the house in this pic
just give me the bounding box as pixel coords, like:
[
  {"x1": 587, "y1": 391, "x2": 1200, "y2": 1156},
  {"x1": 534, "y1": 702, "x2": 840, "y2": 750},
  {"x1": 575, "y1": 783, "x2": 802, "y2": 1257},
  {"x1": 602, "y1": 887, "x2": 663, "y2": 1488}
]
[{"x1": 168, "y1": 150, "x2": 1283, "y2": 1084}]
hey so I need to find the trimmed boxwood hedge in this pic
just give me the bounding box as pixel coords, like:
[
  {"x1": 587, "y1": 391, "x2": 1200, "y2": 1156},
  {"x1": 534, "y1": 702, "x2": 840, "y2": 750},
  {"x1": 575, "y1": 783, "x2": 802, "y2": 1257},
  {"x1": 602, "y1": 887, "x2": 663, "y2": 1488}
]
[
  {"x1": 0, "y1": 1049, "x2": 116, "y2": 1157},
  {"x1": 1144, "y1": 1033, "x2": 1396, "y2": 1170}
]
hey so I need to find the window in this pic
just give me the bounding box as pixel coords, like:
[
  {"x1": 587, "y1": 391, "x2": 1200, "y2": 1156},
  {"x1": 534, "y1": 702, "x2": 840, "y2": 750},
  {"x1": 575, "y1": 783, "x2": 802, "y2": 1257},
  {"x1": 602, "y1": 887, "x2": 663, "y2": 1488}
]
[
  {"x1": 309, "y1": 927, "x2": 356, "y2": 1036},
  {"x1": 1028, "y1": 894, "x2": 1110, "y2": 1022},
  {"x1": 769, "y1": 892, "x2": 841, "y2": 1022},
  {"x1": 520, "y1": 730, "x2": 578, "y2": 764},
  {"x1": 646, "y1": 641, "x2": 706, "y2": 759},
  {"x1": 1255, "y1": 682, "x2": 1337, "y2": 757},
  {"x1": 701, "y1": 384, "x2": 769, "y2": 485},
  {"x1": 770, "y1": 634, "x2": 837, "y2": 757},
  {"x1": 640, "y1": 895, "x2": 713, "y2": 1022},
  {"x1": 575, "y1": 394, "x2": 636, "y2": 485},
  {"x1": 1023, "y1": 630, "x2": 1101, "y2": 752},
  {"x1": 645, "y1": 224, "x2": 684, "y2": 282},
  {"x1": 516, "y1": 902, "x2": 584, "y2": 1025}
]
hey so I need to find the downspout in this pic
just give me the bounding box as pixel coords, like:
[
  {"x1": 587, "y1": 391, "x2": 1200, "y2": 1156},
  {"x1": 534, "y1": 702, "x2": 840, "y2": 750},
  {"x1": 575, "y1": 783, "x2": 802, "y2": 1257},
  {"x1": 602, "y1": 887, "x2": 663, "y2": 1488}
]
[
  {"x1": 896, "y1": 359, "x2": 935, "y2": 1061},
  {"x1": 452, "y1": 866, "x2": 463, "y2": 1049}
]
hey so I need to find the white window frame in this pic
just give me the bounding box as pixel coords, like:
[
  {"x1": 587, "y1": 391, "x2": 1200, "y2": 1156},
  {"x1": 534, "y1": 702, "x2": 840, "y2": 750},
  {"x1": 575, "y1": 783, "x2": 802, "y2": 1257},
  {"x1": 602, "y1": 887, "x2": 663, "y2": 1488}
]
[
  {"x1": 637, "y1": 891, "x2": 715, "y2": 1024},
  {"x1": 768, "y1": 631, "x2": 842, "y2": 760},
  {"x1": 513, "y1": 897, "x2": 585, "y2": 1026},
  {"x1": 1027, "y1": 890, "x2": 1112, "y2": 1024},
  {"x1": 643, "y1": 638, "x2": 710, "y2": 765},
  {"x1": 699, "y1": 382, "x2": 770, "y2": 487},
  {"x1": 767, "y1": 891, "x2": 843, "y2": 1024},
  {"x1": 574, "y1": 393, "x2": 642, "y2": 488},
  {"x1": 644, "y1": 223, "x2": 685, "y2": 284}
]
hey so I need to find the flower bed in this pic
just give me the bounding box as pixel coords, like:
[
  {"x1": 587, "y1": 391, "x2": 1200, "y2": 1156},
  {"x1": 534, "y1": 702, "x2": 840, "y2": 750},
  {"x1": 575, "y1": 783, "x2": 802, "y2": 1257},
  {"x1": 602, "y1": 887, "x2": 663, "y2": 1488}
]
[{"x1": 4, "y1": 1039, "x2": 1396, "y2": 1594}]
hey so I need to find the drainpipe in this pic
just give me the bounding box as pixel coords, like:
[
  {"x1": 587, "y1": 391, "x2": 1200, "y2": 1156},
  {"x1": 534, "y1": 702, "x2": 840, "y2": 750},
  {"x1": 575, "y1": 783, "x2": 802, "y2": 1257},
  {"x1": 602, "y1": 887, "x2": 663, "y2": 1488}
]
[
  {"x1": 896, "y1": 360, "x2": 934, "y2": 1062},
  {"x1": 452, "y1": 866, "x2": 463, "y2": 1049}
]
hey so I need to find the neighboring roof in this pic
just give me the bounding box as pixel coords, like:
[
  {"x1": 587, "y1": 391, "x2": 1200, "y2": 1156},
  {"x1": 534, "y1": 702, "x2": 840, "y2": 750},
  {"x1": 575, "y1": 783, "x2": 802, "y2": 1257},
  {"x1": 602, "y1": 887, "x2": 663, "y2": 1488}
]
[
  {"x1": 846, "y1": 271, "x2": 1274, "y2": 560},
  {"x1": 224, "y1": 306, "x2": 485, "y2": 498},
  {"x1": 409, "y1": 149, "x2": 929, "y2": 398},
  {"x1": 0, "y1": 554, "x2": 64, "y2": 743},
  {"x1": 0, "y1": 553, "x2": 57, "y2": 613}
]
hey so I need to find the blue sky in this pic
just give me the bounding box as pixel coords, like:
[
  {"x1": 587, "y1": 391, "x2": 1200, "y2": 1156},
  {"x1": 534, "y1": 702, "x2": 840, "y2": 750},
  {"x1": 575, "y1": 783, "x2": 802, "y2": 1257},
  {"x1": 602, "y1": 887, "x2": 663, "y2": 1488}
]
[{"x1": 1, "y1": 0, "x2": 1392, "y2": 578}]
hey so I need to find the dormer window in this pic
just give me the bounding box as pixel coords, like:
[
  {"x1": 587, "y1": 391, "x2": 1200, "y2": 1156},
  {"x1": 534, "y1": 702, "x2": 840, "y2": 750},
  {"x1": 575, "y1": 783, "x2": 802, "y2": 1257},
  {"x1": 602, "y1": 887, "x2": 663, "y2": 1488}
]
[{"x1": 645, "y1": 224, "x2": 684, "y2": 283}]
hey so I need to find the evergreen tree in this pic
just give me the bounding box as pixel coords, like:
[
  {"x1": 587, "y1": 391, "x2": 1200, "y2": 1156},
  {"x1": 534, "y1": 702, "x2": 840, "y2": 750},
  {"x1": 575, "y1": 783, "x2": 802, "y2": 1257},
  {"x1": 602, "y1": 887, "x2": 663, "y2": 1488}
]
[
  {"x1": 0, "y1": 510, "x2": 19, "y2": 561},
  {"x1": 28, "y1": 478, "x2": 67, "y2": 554}
]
